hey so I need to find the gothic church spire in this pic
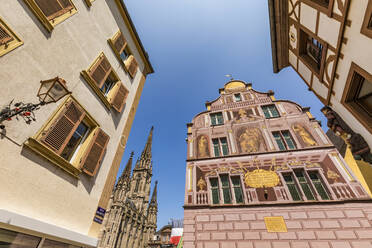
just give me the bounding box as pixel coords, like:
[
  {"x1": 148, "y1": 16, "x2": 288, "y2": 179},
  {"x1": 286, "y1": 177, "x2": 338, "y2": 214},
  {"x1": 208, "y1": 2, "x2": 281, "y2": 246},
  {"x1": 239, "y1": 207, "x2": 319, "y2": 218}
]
[
  {"x1": 134, "y1": 126, "x2": 153, "y2": 170},
  {"x1": 150, "y1": 181, "x2": 158, "y2": 207}
]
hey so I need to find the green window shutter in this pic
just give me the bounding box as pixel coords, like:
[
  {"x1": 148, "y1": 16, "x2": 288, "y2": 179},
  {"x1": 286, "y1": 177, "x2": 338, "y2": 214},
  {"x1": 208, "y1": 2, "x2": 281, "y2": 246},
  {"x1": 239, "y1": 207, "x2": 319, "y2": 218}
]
[
  {"x1": 283, "y1": 174, "x2": 302, "y2": 201},
  {"x1": 309, "y1": 172, "x2": 330, "y2": 200},
  {"x1": 220, "y1": 175, "x2": 232, "y2": 204},
  {"x1": 220, "y1": 138, "x2": 229, "y2": 156},
  {"x1": 273, "y1": 132, "x2": 286, "y2": 151},
  {"x1": 232, "y1": 177, "x2": 244, "y2": 203},
  {"x1": 210, "y1": 114, "x2": 217, "y2": 125},
  {"x1": 295, "y1": 171, "x2": 315, "y2": 200},
  {"x1": 216, "y1": 113, "x2": 224, "y2": 125},
  {"x1": 262, "y1": 106, "x2": 271, "y2": 118},
  {"x1": 282, "y1": 131, "x2": 296, "y2": 149},
  {"x1": 210, "y1": 178, "x2": 220, "y2": 204},
  {"x1": 213, "y1": 139, "x2": 220, "y2": 157}
]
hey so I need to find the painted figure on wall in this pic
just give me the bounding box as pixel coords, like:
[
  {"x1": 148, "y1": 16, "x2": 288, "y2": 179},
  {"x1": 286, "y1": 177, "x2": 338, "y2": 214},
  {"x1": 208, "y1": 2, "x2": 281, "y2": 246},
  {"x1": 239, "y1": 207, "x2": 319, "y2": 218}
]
[
  {"x1": 233, "y1": 108, "x2": 256, "y2": 123},
  {"x1": 237, "y1": 127, "x2": 266, "y2": 153},
  {"x1": 197, "y1": 135, "x2": 210, "y2": 158},
  {"x1": 292, "y1": 124, "x2": 317, "y2": 146},
  {"x1": 197, "y1": 177, "x2": 206, "y2": 191}
]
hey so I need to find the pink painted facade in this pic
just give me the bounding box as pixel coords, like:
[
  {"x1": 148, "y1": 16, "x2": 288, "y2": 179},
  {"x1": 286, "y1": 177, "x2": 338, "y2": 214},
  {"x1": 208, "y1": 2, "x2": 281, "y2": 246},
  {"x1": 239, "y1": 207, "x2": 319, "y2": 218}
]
[{"x1": 183, "y1": 80, "x2": 372, "y2": 247}]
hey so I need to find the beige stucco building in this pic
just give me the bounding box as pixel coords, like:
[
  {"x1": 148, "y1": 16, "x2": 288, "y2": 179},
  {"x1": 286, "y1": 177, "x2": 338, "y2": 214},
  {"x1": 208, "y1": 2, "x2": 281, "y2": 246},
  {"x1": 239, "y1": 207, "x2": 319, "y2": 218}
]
[
  {"x1": 0, "y1": 0, "x2": 153, "y2": 247},
  {"x1": 268, "y1": 0, "x2": 372, "y2": 194}
]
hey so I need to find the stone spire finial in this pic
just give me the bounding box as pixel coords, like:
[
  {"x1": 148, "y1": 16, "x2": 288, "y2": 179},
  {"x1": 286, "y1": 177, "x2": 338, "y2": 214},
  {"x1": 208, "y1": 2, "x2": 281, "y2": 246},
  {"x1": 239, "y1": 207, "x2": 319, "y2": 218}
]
[
  {"x1": 135, "y1": 126, "x2": 154, "y2": 170},
  {"x1": 116, "y1": 151, "x2": 134, "y2": 187},
  {"x1": 150, "y1": 180, "x2": 158, "y2": 206}
]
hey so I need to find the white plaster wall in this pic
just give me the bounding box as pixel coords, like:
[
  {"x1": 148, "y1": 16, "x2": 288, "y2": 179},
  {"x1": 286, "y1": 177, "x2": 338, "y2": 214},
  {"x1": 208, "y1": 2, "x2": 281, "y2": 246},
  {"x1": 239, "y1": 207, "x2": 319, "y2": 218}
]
[
  {"x1": 300, "y1": 2, "x2": 317, "y2": 33},
  {"x1": 318, "y1": 12, "x2": 340, "y2": 48},
  {"x1": 289, "y1": 49, "x2": 298, "y2": 69},
  {"x1": 0, "y1": 0, "x2": 146, "y2": 237},
  {"x1": 298, "y1": 59, "x2": 312, "y2": 85},
  {"x1": 312, "y1": 75, "x2": 328, "y2": 99},
  {"x1": 331, "y1": 0, "x2": 372, "y2": 147}
]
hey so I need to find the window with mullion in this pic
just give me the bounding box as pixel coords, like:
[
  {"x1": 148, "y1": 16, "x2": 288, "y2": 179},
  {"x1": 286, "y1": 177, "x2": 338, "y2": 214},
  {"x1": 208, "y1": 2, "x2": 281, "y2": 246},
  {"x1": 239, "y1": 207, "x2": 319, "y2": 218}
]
[
  {"x1": 231, "y1": 177, "x2": 244, "y2": 203},
  {"x1": 308, "y1": 171, "x2": 330, "y2": 200},
  {"x1": 282, "y1": 131, "x2": 296, "y2": 149},
  {"x1": 295, "y1": 171, "x2": 315, "y2": 200},
  {"x1": 273, "y1": 132, "x2": 286, "y2": 151},
  {"x1": 210, "y1": 112, "x2": 224, "y2": 126},
  {"x1": 212, "y1": 138, "x2": 221, "y2": 157},
  {"x1": 262, "y1": 105, "x2": 280, "y2": 118},
  {"x1": 210, "y1": 178, "x2": 220, "y2": 204},
  {"x1": 220, "y1": 175, "x2": 232, "y2": 204},
  {"x1": 283, "y1": 173, "x2": 302, "y2": 201}
]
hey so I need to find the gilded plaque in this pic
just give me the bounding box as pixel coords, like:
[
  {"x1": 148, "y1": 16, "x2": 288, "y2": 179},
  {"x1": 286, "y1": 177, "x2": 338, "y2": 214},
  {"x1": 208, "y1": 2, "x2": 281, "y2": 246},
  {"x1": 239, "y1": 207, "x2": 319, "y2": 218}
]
[
  {"x1": 264, "y1": 216, "x2": 287, "y2": 232},
  {"x1": 244, "y1": 169, "x2": 280, "y2": 188}
]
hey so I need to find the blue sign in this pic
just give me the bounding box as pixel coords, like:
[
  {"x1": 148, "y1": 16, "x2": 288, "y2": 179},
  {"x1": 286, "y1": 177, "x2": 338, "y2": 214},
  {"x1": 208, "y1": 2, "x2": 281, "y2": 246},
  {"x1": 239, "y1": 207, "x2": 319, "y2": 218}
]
[
  {"x1": 94, "y1": 217, "x2": 103, "y2": 224},
  {"x1": 96, "y1": 207, "x2": 106, "y2": 217}
]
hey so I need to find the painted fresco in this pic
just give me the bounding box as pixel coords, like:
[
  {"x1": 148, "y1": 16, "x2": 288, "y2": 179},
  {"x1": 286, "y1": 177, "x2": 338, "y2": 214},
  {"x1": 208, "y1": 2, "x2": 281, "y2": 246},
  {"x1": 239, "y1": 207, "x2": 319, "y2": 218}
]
[
  {"x1": 236, "y1": 127, "x2": 267, "y2": 153},
  {"x1": 197, "y1": 135, "x2": 210, "y2": 158},
  {"x1": 292, "y1": 124, "x2": 317, "y2": 147},
  {"x1": 232, "y1": 108, "x2": 259, "y2": 123}
]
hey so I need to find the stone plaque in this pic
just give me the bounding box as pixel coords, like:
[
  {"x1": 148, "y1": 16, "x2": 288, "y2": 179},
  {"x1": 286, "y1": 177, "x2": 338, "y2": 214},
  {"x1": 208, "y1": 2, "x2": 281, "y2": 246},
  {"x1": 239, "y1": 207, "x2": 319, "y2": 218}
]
[{"x1": 264, "y1": 216, "x2": 287, "y2": 232}]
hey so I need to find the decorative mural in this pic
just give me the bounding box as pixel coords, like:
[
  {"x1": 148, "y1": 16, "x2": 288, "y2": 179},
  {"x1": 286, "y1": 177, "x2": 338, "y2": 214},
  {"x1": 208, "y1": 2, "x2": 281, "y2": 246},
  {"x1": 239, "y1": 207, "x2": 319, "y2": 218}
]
[
  {"x1": 237, "y1": 127, "x2": 267, "y2": 153},
  {"x1": 232, "y1": 108, "x2": 258, "y2": 122},
  {"x1": 197, "y1": 177, "x2": 206, "y2": 191},
  {"x1": 289, "y1": 24, "x2": 297, "y2": 50},
  {"x1": 292, "y1": 124, "x2": 317, "y2": 147},
  {"x1": 197, "y1": 135, "x2": 210, "y2": 158}
]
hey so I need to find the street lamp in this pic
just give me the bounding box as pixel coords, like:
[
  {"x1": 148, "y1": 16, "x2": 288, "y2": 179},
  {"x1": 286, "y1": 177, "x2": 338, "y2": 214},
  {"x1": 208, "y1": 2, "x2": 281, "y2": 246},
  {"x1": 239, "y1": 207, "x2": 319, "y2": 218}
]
[{"x1": 0, "y1": 77, "x2": 70, "y2": 129}]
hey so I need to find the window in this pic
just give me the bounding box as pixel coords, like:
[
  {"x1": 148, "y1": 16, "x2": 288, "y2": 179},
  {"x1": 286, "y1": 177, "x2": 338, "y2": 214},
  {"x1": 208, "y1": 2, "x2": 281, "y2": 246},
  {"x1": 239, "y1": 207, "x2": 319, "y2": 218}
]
[
  {"x1": 308, "y1": 171, "x2": 330, "y2": 200},
  {"x1": 310, "y1": 0, "x2": 330, "y2": 8},
  {"x1": 234, "y1": 93, "x2": 242, "y2": 102},
  {"x1": 108, "y1": 30, "x2": 139, "y2": 78},
  {"x1": 0, "y1": 228, "x2": 41, "y2": 248},
  {"x1": 25, "y1": 96, "x2": 109, "y2": 177},
  {"x1": 262, "y1": 105, "x2": 280, "y2": 118},
  {"x1": 342, "y1": 63, "x2": 372, "y2": 133},
  {"x1": 23, "y1": 0, "x2": 77, "y2": 32},
  {"x1": 299, "y1": 29, "x2": 325, "y2": 74},
  {"x1": 220, "y1": 175, "x2": 232, "y2": 204},
  {"x1": 361, "y1": 0, "x2": 372, "y2": 38},
  {"x1": 295, "y1": 170, "x2": 315, "y2": 200},
  {"x1": 231, "y1": 177, "x2": 244, "y2": 203},
  {"x1": 272, "y1": 130, "x2": 296, "y2": 150},
  {"x1": 81, "y1": 53, "x2": 129, "y2": 112},
  {"x1": 0, "y1": 18, "x2": 23, "y2": 57},
  {"x1": 212, "y1": 137, "x2": 229, "y2": 157},
  {"x1": 210, "y1": 178, "x2": 220, "y2": 204},
  {"x1": 210, "y1": 112, "x2": 224, "y2": 125},
  {"x1": 283, "y1": 173, "x2": 302, "y2": 201}
]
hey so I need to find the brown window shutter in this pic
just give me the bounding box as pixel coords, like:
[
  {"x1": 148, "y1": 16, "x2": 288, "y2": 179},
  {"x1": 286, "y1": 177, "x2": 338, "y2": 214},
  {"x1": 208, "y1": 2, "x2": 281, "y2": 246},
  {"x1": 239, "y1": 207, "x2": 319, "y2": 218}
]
[
  {"x1": 41, "y1": 100, "x2": 85, "y2": 154},
  {"x1": 0, "y1": 24, "x2": 13, "y2": 45},
  {"x1": 109, "y1": 82, "x2": 129, "y2": 112},
  {"x1": 35, "y1": 0, "x2": 63, "y2": 20},
  {"x1": 88, "y1": 54, "x2": 112, "y2": 88},
  {"x1": 125, "y1": 55, "x2": 138, "y2": 78},
  {"x1": 114, "y1": 31, "x2": 127, "y2": 54},
  {"x1": 80, "y1": 128, "x2": 110, "y2": 176}
]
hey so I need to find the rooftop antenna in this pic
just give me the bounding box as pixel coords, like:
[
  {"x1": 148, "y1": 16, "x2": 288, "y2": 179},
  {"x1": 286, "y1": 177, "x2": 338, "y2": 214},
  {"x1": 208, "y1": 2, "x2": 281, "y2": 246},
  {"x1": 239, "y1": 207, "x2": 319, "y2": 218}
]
[{"x1": 225, "y1": 74, "x2": 234, "y2": 81}]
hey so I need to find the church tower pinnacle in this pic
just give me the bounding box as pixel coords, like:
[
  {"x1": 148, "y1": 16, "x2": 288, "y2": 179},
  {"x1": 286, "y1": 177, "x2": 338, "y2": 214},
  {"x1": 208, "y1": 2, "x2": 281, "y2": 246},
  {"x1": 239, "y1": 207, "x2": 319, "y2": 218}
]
[
  {"x1": 114, "y1": 151, "x2": 134, "y2": 202},
  {"x1": 131, "y1": 127, "x2": 154, "y2": 212}
]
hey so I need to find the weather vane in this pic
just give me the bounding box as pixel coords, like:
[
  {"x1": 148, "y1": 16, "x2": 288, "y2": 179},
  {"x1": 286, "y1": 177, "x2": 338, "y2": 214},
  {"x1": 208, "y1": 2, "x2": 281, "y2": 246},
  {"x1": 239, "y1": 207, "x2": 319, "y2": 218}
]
[{"x1": 225, "y1": 74, "x2": 234, "y2": 81}]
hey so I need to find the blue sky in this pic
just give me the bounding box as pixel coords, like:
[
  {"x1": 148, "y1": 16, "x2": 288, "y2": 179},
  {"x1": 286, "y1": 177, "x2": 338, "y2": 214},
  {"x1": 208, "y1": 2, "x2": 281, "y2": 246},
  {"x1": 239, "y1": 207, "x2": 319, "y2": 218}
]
[{"x1": 117, "y1": 0, "x2": 328, "y2": 229}]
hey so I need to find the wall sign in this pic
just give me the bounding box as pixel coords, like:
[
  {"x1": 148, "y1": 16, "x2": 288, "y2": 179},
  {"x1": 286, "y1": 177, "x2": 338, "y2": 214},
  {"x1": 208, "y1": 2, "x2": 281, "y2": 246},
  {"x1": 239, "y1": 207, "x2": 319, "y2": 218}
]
[{"x1": 264, "y1": 216, "x2": 287, "y2": 232}]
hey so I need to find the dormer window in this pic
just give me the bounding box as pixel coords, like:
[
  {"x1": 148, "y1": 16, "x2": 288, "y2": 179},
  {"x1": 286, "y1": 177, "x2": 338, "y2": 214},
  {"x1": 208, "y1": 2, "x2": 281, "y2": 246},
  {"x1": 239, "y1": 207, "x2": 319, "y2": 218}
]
[
  {"x1": 234, "y1": 93, "x2": 242, "y2": 102},
  {"x1": 210, "y1": 112, "x2": 224, "y2": 125}
]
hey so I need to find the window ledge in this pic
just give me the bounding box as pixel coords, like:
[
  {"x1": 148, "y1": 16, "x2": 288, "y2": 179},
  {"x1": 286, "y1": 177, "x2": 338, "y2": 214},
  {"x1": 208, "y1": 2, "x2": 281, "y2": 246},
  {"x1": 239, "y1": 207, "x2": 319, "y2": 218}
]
[
  {"x1": 24, "y1": 138, "x2": 81, "y2": 178},
  {"x1": 0, "y1": 40, "x2": 23, "y2": 57},
  {"x1": 81, "y1": 70, "x2": 112, "y2": 110}
]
